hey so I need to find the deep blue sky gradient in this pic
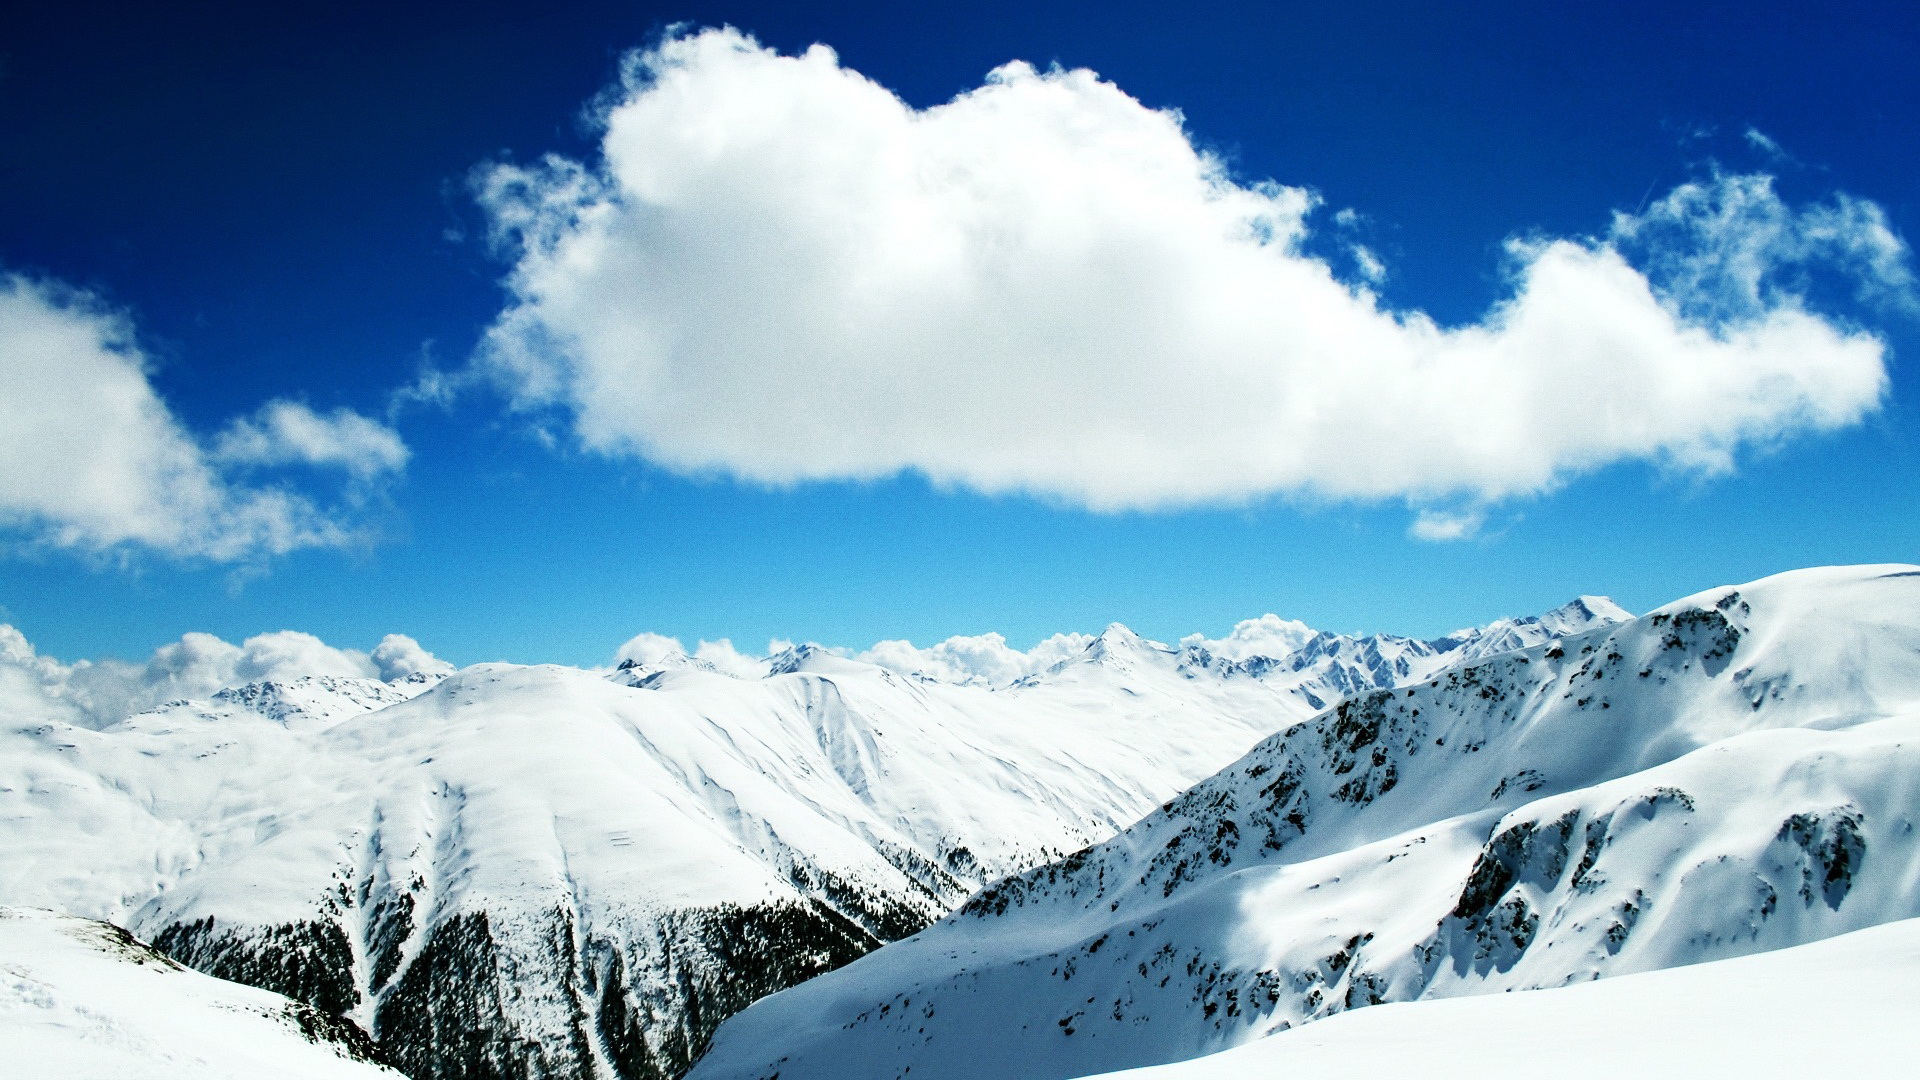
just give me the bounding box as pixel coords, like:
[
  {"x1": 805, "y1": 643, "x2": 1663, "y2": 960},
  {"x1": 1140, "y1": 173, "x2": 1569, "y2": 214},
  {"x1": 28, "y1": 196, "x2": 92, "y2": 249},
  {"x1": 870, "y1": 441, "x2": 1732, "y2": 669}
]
[{"x1": 2, "y1": 0, "x2": 1916, "y2": 663}]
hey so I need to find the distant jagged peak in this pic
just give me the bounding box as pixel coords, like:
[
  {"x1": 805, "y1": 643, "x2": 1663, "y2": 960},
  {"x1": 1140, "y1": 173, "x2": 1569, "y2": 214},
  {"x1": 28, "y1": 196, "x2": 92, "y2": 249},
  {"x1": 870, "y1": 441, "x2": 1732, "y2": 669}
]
[
  {"x1": 1026, "y1": 598, "x2": 1629, "y2": 694},
  {"x1": 1548, "y1": 594, "x2": 1634, "y2": 627},
  {"x1": 765, "y1": 642, "x2": 873, "y2": 678},
  {"x1": 1424, "y1": 594, "x2": 1632, "y2": 664},
  {"x1": 192, "y1": 672, "x2": 425, "y2": 727},
  {"x1": 763, "y1": 642, "x2": 821, "y2": 676},
  {"x1": 1477, "y1": 593, "x2": 1633, "y2": 640},
  {"x1": 389, "y1": 669, "x2": 450, "y2": 690},
  {"x1": 1035, "y1": 623, "x2": 1178, "y2": 679},
  {"x1": 612, "y1": 648, "x2": 722, "y2": 683},
  {"x1": 609, "y1": 630, "x2": 783, "y2": 681},
  {"x1": 605, "y1": 596, "x2": 1635, "y2": 694},
  {"x1": 104, "y1": 671, "x2": 425, "y2": 734},
  {"x1": 1087, "y1": 622, "x2": 1172, "y2": 658},
  {"x1": 612, "y1": 630, "x2": 702, "y2": 674},
  {"x1": 1178, "y1": 613, "x2": 1317, "y2": 667}
]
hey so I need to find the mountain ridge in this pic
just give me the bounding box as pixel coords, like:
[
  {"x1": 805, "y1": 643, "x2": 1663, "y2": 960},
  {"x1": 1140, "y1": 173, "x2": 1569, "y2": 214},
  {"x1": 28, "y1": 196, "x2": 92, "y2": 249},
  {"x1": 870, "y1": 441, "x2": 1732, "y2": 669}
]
[
  {"x1": 685, "y1": 564, "x2": 1920, "y2": 1080},
  {"x1": 2, "y1": 595, "x2": 1622, "y2": 1078}
]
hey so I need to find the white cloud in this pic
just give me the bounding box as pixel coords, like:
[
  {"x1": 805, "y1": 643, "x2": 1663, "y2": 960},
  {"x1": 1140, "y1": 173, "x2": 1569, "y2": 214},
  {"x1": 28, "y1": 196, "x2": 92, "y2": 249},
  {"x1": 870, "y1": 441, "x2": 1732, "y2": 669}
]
[
  {"x1": 214, "y1": 400, "x2": 409, "y2": 481},
  {"x1": 478, "y1": 28, "x2": 1902, "y2": 514},
  {"x1": 692, "y1": 638, "x2": 771, "y2": 678},
  {"x1": 607, "y1": 624, "x2": 1094, "y2": 686},
  {"x1": 1408, "y1": 507, "x2": 1488, "y2": 543},
  {"x1": 118, "y1": 630, "x2": 247, "y2": 707},
  {"x1": 0, "y1": 624, "x2": 92, "y2": 727},
  {"x1": 1179, "y1": 614, "x2": 1317, "y2": 661},
  {"x1": 371, "y1": 633, "x2": 456, "y2": 680},
  {"x1": 1351, "y1": 244, "x2": 1387, "y2": 284},
  {"x1": 612, "y1": 630, "x2": 691, "y2": 668},
  {"x1": 0, "y1": 274, "x2": 406, "y2": 560},
  {"x1": 232, "y1": 630, "x2": 380, "y2": 683},
  {"x1": 610, "y1": 631, "x2": 776, "y2": 678},
  {"x1": 1744, "y1": 127, "x2": 1788, "y2": 160},
  {"x1": 858, "y1": 631, "x2": 1093, "y2": 686},
  {"x1": 0, "y1": 623, "x2": 450, "y2": 728},
  {"x1": 1612, "y1": 169, "x2": 1916, "y2": 321}
]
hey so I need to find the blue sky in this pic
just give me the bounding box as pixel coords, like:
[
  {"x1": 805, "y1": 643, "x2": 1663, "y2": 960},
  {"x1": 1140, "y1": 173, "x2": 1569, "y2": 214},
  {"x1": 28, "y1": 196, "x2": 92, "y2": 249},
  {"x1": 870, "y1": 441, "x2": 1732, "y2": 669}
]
[{"x1": 1, "y1": 0, "x2": 1916, "y2": 668}]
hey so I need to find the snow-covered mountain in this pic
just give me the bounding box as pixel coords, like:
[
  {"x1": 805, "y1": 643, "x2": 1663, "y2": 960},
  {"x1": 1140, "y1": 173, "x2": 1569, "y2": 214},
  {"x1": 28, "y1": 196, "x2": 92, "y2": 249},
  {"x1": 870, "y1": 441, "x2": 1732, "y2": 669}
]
[
  {"x1": 199, "y1": 672, "x2": 445, "y2": 726},
  {"x1": 0, "y1": 599, "x2": 1618, "y2": 1080},
  {"x1": 1075, "y1": 915, "x2": 1920, "y2": 1079},
  {"x1": 686, "y1": 565, "x2": 1920, "y2": 1080},
  {"x1": 0, "y1": 907, "x2": 402, "y2": 1079},
  {"x1": 1169, "y1": 595, "x2": 1630, "y2": 711}
]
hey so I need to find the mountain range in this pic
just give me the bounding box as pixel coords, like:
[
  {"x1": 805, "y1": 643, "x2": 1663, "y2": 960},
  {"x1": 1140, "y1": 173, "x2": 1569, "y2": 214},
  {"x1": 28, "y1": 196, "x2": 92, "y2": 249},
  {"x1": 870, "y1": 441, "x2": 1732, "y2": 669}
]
[
  {"x1": 14, "y1": 570, "x2": 1919, "y2": 1080},
  {"x1": 0, "y1": 597, "x2": 1622, "y2": 1078}
]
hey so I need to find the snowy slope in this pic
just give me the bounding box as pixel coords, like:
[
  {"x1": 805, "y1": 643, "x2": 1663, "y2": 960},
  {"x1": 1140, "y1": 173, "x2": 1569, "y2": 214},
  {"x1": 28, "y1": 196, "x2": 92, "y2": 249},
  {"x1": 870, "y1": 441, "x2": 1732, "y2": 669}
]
[
  {"x1": 687, "y1": 564, "x2": 1920, "y2": 1080},
  {"x1": 1074, "y1": 915, "x2": 1920, "y2": 1080},
  {"x1": 0, "y1": 596, "x2": 1619, "y2": 1080},
  {"x1": 0, "y1": 907, "x2": 402, "y2": 1079}
]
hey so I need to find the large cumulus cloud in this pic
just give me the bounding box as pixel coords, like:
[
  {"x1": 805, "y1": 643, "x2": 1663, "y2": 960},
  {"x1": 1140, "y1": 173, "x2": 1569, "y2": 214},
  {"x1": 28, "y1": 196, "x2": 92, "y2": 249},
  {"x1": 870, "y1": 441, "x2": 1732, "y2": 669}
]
[{"x1": 478, "y1": 28, "x2": 1902, "y2": 522}]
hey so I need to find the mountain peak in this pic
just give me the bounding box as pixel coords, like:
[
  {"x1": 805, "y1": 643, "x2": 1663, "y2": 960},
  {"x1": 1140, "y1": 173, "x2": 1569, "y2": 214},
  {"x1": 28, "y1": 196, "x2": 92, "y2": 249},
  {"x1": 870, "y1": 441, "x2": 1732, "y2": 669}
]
[
  {"x1": 765, "y1": 643, "x2": 872, "y2": 677},
  {"x1": 1084, "y1": 623, "x2": 1172, "y2": 663},
  {"x1": 613, "y1": 646, "x2": 723, "y2": 684},
  {"x1": 1539, "y1": 594, "x2": 1633, "y2": 634}
]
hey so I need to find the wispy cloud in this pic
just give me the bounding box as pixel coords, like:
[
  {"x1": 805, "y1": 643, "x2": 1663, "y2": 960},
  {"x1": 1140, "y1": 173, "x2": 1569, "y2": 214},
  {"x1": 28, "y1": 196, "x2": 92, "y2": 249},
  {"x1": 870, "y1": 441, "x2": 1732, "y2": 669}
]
[
  {"x1": 214, "y1": 400, "x2": 409, "y2": 481},
  {"x1": 1744, "y1": 126, "x2": 1790, "y2": 162},
  {"x1": 1408, "y1": 507, "x2": 1488, "y2": 543},
  {"x1": 0, "y1": 274, "x2": 408, "y2": 562}
]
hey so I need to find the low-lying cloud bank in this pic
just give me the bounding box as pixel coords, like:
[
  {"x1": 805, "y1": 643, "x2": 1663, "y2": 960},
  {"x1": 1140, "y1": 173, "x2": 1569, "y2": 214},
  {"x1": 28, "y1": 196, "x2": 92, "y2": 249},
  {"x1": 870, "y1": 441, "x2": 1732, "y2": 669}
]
[
  {"x1": 0, "y1": 623, "x2": 451, "y2": 729},
  {"x1": 479, "y1": 28, "x2": 1907, "y2": 525},
  {"x1": 857, "y1": 631, "x2": 1096, "y2": 687},
  {"x1": 611, "y1": 630, "x2": 777, "y2": 680},
  {"x1": 0, "y1": 275, "x2": 407, "y2": 561},
  {"x1": 614, "y1": 626, "x2": 1102, "y2": 686}
]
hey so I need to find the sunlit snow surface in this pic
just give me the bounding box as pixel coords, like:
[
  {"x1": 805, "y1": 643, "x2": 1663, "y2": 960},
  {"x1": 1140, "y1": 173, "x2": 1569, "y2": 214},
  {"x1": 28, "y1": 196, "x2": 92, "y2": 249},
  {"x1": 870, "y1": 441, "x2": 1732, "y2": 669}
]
[
  {"x1": 689, "y1": 564, "x2": 1920, "y2": 1080},
  {"x1": 0, "y1": 907, "x2": 401, "y2": 1079},
  {"x1": 0, "y1": 602, "x2": 1618, "y2": 1075},
  {"x1": 1074, "y1": 915, "x2": 1920, "y2": 1079}
]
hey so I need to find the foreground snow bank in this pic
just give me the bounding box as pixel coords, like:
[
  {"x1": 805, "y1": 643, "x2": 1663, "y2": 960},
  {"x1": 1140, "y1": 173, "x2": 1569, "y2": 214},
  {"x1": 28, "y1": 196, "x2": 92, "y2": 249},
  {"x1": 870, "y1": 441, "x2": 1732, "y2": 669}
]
[
  {"x1": 1075, "y1": 914, "x2": 1920, "y2": 1079},
  {"x1": 0, "y1": 907, "x2": 401, "y2": 1079}
]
